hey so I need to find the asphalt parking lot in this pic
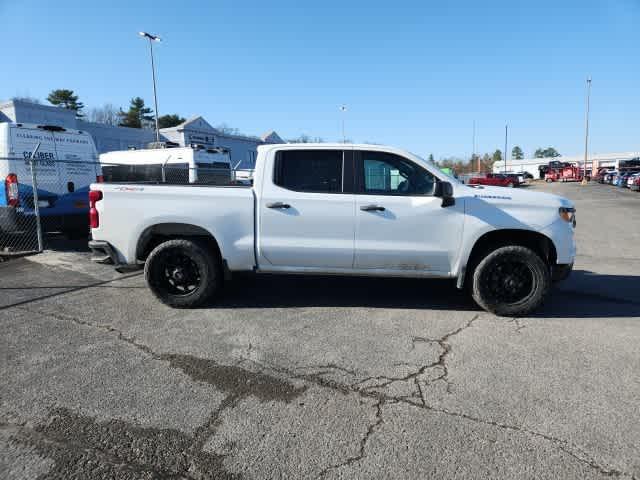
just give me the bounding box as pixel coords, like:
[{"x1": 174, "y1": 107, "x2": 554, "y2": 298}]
[{"x1": 1, "y1": 181, "x2": 639, "y2": 479}]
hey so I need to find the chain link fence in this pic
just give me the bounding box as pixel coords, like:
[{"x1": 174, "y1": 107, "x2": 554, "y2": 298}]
[{"x1": 0, "y1": 156, "x2": 253, "y2": 256}]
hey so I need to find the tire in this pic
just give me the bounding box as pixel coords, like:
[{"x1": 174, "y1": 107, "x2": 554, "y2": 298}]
[
  {"x1": 507, "y1": 182, "x2": 514, "y2": 188},
  {"x1": 471, "y1": 245, "x2": 550, "y2": 316},
  {"x1": 144, "y1": 238, "x2": 221, "y2": 308}
]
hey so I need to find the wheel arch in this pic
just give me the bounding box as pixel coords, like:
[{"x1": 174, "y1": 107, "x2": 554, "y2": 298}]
[
  {"x1": 458, "y1": 228, "x2": 557, "y2": 288},
  {"x1": 136, "y1": 222, "x2": 223, "y2": 265}
]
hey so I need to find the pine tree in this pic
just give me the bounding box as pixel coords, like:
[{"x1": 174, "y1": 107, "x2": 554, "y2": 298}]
[
  {"x1": 118, "y1": 97, "x2": 154, "y2": 129},
  {"x1": 511, "y1": 145, "x2": 524, "y2": 160},
  {"x1": 47, "y1": 89, "x2": 84, "y2": 116},
  {"x1": 534, "y1": 147, "x2": 561, "y2": 158},
  {"x1": 157, "y1": 114, "x2": 186, "y2": 129}
]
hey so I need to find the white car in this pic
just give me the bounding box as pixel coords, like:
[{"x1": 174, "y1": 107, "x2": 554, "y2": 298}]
[{"x1": 89, "y1": 143, "x2": 576, "y2": 316}]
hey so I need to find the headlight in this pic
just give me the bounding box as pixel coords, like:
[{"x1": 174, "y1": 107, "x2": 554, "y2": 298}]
[{"x1": 559, "y1": 207, "x2": 576, "y2": 226}]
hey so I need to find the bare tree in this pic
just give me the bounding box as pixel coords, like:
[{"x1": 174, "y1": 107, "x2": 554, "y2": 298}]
[
  {"x1": 215, "y1": 123, "x2": 241, "y2": 136},
  {"x1": 86, "y1": 103, "x2": 120, "y2": 126},
  {"x1": 287, "y1": 134, "x2": 325, "y2": 143},
  {"x1": 11, "y1": 96, "x2": 41, "y2": 104}
]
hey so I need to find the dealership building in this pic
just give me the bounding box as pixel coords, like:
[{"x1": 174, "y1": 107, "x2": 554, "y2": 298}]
[{"x1": 0, "y1": 99, "x2": 284, "y2": 169}]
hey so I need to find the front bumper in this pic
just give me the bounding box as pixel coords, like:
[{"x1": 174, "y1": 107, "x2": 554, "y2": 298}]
[{"x1": 542, "y1": 220, "x2": 577, "y2": 266}]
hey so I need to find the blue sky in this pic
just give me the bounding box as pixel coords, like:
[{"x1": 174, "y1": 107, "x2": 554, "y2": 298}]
[{"x1": 1, "y1": 0, "x2": 638, "y2": 159}]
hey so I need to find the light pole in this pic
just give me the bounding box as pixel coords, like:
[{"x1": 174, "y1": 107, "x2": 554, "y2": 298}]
[
  {"x1": 472, "y1": 120, "x2": 478, "y2": 172},
  {"x1": 582, "y1": 77, "x2": 592, "y2": 185},
  {"x1": 504, "y1": 124, "x2": 508, "y2": 173},
  {"x1": 139, "y1": 31, "x2": 162, "y2": 142},
  {"x1": 340, "y1": 105, "x2": 347, "y2": 143}
]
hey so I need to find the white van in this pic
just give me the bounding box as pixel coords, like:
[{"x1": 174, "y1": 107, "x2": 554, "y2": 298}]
[
  {"x1": 99, "y1": 145, "x2": 232, "y2": 185},
  {"x1": 0, "y1": 122, "x2": 100, "y2": 236}
]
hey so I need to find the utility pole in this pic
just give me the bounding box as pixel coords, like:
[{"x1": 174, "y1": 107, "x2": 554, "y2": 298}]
[
  {"x1": 504, "y1": 124, "x2": 508, "y2": 173},
  {"x1": 340, "y1": 105, "x2": 347, "y2": 143},
  {"x1": 582, "y1": 77, "x2": 592, "y2": 185},
  {"x1": 139, "y1": 31, "x2": 162, "y2": 142},
  {"x1": 473, "y1": 120, "x2": 478, "y2": 172}
]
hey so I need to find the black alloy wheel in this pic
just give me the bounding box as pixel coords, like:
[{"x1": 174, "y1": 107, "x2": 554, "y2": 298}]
[
  {"x1": 145, "y1": 239, "x2": 220, "y2": 308},
  {"x1": 472, "y1": 245, "x2": 550, "y2": 316}
]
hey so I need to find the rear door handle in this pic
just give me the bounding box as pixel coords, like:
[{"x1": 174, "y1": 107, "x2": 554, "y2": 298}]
[
  {"x1": 266, "y1": 202, "x2": 291, "y2": 209},
  {"x1": 360, "y1": 204, "x2": 385, "y2": 212}
]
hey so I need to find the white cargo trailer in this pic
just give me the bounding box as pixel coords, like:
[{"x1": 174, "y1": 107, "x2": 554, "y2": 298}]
[{"x1": 99, "y1": 145, "x2": 232, "y2": 185}]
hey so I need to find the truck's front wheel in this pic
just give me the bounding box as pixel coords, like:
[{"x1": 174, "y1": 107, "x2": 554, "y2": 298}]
[
  {"x1": 144, "y1": 239, "x2": 220, "y2": 308},
  {"x1": 471, "y1": 245, "x2": 550, "y2": 316}
]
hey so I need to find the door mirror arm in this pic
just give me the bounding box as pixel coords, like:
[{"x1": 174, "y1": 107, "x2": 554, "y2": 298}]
[{"x1": 435, "y1": 181, "x2": 455, "y2": 208}]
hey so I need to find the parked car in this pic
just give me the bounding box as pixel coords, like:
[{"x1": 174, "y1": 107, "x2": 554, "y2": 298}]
[
  {"x1": 629, "y1": 173, "x2": 640, "y2": 191},
  {"x1": 604, "y1": 171, "x2": 618, "y2": 184},
  {"x1": 613, "y1": 173, "x2": 624, "y2": 187},
  {"x1": 618, "y1": 172, "x2": 635, "y2": 188},
  {"x1": 89, "y1": 143, "x2": 576, "y2": 317},
  {"x1": 626, "y1": 172, "x2": 640, "y2": 189},
  {"x1": 593, "y1": 168, "x2": 614, "y2": 183},
  {"x1": 468, "y1": 173, "x2": 517, "y2": 187},
  {"x1": 498, "y1": 172, "x2": 525, "y2": 184}
]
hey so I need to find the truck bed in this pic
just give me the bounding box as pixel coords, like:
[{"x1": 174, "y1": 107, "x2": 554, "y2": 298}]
[{"x1": 90, "y1": 182, "x2": 256, "y2": 270}]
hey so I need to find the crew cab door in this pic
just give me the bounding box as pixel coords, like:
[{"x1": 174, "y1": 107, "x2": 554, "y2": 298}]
[
  {"x1": 353, "y1": 150, "x2": 464, "y2": 275},
  {"x1": 257, "y1": 148, "x2": 355, "y2": 270}
]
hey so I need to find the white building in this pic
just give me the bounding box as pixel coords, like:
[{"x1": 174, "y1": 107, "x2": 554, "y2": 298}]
[
  {"x1": 160, "y1": 116, "x2": 283, "y2": 170},
  {"x1": 0, "y1": 99, "x2": 283, "y2": 166}
]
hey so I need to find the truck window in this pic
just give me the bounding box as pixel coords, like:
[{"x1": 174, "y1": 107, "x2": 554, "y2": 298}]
[
  {"x1": 274, "y1": 150, "x2": 343, "y2": 193},
  {"x1": 358, "y1": 151, "x2": 435, "y2": 196}
]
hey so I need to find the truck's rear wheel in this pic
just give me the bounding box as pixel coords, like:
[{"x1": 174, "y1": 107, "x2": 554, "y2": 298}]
[
  {"x1": 144, "y1": 239, "x2": 220, "y2": 308},
  {"x1": 471, "y1": 245, "x2": 550, "y2": 316}
]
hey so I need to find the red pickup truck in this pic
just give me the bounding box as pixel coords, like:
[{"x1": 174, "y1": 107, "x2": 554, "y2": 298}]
[{"x1": 468, "y1": 173, "x2": 517, "y2": 188}]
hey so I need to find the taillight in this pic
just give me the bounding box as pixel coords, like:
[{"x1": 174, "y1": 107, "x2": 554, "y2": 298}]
[
  {"x1": 96, "y1": 175, "x2": 104, "y2": 183},
  {"x1": 89, "y1": 189, "x2": 103, "y2": 228},
  {"x1": 5, "y1": 173, "x2": 19, "y2": 207}
]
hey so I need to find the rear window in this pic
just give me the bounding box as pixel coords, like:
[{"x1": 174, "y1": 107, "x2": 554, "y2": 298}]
[{"x1": 274, "y1": 150, "x2": 343, "y2": 193}]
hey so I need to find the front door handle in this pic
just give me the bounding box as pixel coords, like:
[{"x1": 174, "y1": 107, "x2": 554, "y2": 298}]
[
  {"x1": 266, "y1": 202, "x2": 291, "y2": 209},
  {"x1": 360, "y1": 204, "x2": 385, "y2": 212}
]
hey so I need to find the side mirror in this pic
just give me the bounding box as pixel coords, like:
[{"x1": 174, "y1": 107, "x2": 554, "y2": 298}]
[{"x1": 436, "y1": 181, "x2": 455, "y2": 208}]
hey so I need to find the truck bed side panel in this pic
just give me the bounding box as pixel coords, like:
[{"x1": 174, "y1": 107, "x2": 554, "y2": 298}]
[{"x1": 91, "y1": 184, "x2": 255, "y2": 270}]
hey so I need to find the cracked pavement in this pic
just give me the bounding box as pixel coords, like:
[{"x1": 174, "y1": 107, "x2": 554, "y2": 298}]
[{"x1": 1, "y1": 182, "x2": 639, "y2": 479}]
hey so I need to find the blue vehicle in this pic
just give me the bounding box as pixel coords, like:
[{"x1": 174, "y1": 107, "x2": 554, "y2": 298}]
[{"x1": 0, "y1": 123, "x2": 101, "y2": 237}]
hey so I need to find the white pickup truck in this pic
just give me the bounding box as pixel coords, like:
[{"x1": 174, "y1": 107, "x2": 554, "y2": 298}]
[{"x1": 89, "y1": 143, "x2": 576, "y2": 316}]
